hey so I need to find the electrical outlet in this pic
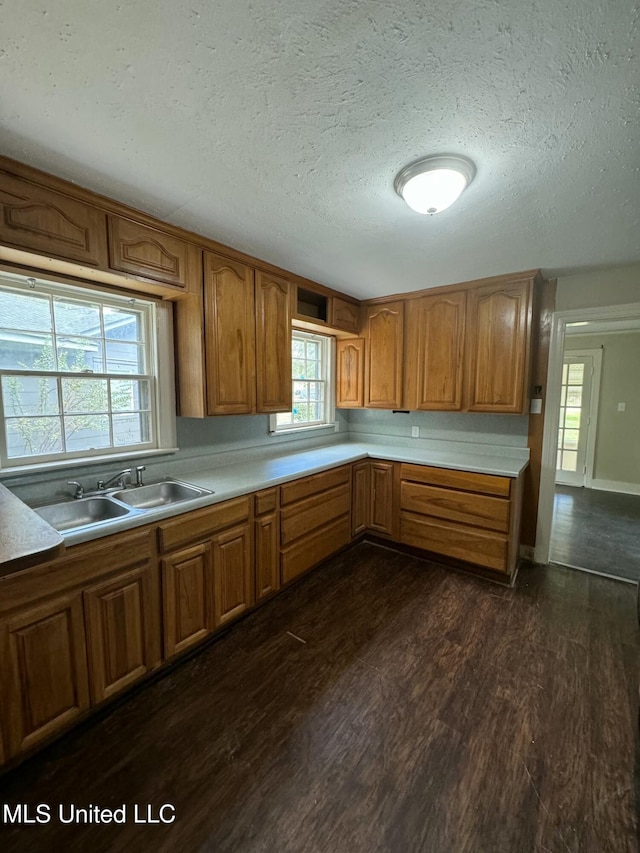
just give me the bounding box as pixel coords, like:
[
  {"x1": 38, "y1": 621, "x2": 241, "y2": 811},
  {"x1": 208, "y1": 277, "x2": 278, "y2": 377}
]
[
  {"x1": 618, "y1": 402, "x2": 626, "y2": 412},
  {"x1": 411, "y1": 425, "x2": 419, "y2": 438}
]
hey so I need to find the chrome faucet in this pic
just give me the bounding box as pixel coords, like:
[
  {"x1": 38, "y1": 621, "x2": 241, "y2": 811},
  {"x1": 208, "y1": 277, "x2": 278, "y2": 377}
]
[
  {"x1": 135, "y1": 465, "x2": 146, "y2": 487},
  {"x1": 67, "y1": 481, "x2": 84, "y2": 499},
  {"x1": 96, "y1": 468, "x2": 132, "y2": 490}
]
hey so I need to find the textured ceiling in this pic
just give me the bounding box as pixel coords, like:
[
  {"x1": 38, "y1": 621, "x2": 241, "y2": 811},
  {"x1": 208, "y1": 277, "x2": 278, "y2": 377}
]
[{"x1": 1, "y1": 0, "x2": 639, "y2": 298}]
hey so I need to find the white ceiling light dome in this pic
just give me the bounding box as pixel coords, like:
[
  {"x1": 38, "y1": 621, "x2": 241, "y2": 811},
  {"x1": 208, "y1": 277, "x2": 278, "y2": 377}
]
[{"x1": 394, "y1": 154, "x2": 476, "y2": 215}]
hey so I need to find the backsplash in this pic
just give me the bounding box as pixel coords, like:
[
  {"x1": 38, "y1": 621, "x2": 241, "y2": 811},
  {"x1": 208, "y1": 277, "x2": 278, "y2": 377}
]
[
  {"x1": 3, "y1": 407, "x2": 529, "y2": 506},
  {"x1": 347, "y1": 409, "x2": 529, "y2": 447}
]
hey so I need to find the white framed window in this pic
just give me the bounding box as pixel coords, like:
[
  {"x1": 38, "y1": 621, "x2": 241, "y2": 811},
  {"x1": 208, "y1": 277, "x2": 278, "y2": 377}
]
[
  {"x1": 270, "y1": 330, "x2": 335, "y2": 433},
  {"x1": 0, "y1": 271, "x2": 176, "y2": 471}
]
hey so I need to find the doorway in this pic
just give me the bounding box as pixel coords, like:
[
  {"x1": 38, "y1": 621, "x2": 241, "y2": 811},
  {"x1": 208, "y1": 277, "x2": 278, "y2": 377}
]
[
  {"x1": 555, "y1": 350, "x2": 601, "y2": 488},
  {"x1": 537, "y1": 304, "x2": 640, "y2": 583}
]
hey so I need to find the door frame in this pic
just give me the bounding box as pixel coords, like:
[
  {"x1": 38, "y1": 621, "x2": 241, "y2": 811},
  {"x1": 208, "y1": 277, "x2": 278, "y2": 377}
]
[
  {"x1": 555, "y1": 348, "x2": 602, "y2": 488},
  {"x1": 535, "y1": 301, "x2": 640, "y2": 564}
]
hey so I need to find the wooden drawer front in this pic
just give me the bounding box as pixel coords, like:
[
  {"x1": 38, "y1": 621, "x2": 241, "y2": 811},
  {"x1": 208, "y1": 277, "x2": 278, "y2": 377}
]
[
  {"x1": 83, "y1": 564, "x2": 155, "y2": 704},
  {"x1": 401, "y1": 464, "x2": 511, "y2": 498},
  {"x1": 401, "y1": 512, "x2": 509, "y2": 573},
  {"x1": 400, "y1": 482, "x2": 510, "y2": 534},
  {"x1": 280, "y1": 466, "x2": 350, "y2": 506},
  {"x1": 107, "y1": 215, "x2": 193, "y2": 287},
  {"x1": 2, "y1": 593, "x2": 90, "y2": 755},
  {"x1": 255, "y1": 488, "x2": 277, "y2": 516},
  {"x1": 281, "y1": 484, "x2": 351, "y2": 547},
  {"x1": 0, "y1": 171, "x2": 108, "y2": 266},
  {"x1": 158, "y1": 497, "x2": 250, "y2": 553},
  {"x1": 281, "y1": 515, "x2": 351, "y2": 585}
]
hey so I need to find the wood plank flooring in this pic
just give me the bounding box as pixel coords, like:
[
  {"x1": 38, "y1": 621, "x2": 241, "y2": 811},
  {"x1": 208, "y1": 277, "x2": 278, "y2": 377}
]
[
  {"x1": 551, "y1": 485, "x2": 640, "y2": 581},
  {"x1": 1, "y1": 542, "x2": 638, "y2": 853}
]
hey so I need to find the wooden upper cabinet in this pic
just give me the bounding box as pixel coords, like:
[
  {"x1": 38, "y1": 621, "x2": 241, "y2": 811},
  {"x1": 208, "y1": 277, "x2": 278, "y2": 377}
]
[
  {"x1": 364, "y1": 301, "x2": 404, "y2": 408},
  {"x1": 83, "y1": 563, "x2": 158, "y2": 704},
  {"x1": 465, "y1": 278, "x2": 533, "y2": 413},
  {"x1": 204, "y1": 251, "x2": 256, "y2": 415},
  {"x1": 255, "y1": 271, "x2": 292, "y2": 413},
  {"x1": 107, "y1": 215, "x2": 196, "y2": 289},
  {"x1": 1, "y1": 592, "x2": 90, "y2": 756},
  {"x1": 330, "y1": 297, "x2": 360, "y2": 333},
  {"x1": 405, "y1": 291, "x2": 466, "y2": 411},
  {"x1": 336, "y1": 338, "x2": 365, "y2": 408},
  {"x1": 0, "y1": 171, "x2": 108, "y2": 266}
]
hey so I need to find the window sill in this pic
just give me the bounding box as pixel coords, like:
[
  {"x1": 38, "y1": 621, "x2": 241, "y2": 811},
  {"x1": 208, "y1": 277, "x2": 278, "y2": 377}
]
[
  {"x1": 269, "y1": 423, "x2": 338, "y2": 437},
  {"x1": 0, "y1": 447, "x2": 179, "y2": 481}
]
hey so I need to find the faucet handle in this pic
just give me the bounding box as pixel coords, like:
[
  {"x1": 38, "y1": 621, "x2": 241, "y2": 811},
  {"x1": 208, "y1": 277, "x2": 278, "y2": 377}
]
[
  {"x1": 67, "y1": 481, "x2": 84, "y2": 499},
  {"x1": 135, "y1": 465, "x2": 146, "y2": 487}
]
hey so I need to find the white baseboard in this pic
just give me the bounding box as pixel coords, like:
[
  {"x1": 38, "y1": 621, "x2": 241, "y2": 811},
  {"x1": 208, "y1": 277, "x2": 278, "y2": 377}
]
[{"x1": 590, "y1": 479, "x2": 640, "y2": 496}]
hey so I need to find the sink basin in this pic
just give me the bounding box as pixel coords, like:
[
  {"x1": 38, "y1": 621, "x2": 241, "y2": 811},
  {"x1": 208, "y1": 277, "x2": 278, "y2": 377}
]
[
  {"x1": 111, "y1": 480, "x2": 212, "y2": 509},
  {"x1": 35, "y1": 497, "x2": 132, "y2": 532}
]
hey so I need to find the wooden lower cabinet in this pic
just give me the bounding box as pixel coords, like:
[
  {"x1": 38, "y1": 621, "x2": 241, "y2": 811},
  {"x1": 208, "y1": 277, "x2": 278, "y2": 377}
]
[
  {"x1": 369, "y1": 461, "x2": 395, "y2": 535},
  {"x1": 398, "y1": 463, "x2": 522, "y2": 575},
  {"x1": 352, "y1": 461, "x2": 370, "y2": 536},
  {"x1": 280, "y1": 466, "x2": 352, "y2": 583},
  {"x1": 281, "y1": 515, "x2": 351, "y2": 584},
  {"x1": 255, "y1": 512, "x2": 280, "y2": 600},
  {"x1": 84, "y1": 562, "x2": 159, "y2": 703},
  {"x1": 212, "y1": 523, "x2": 253, "y2": 626},
  {"x1": 162, "y1": 542, "x2": 214, "y2": 659},
  {"x1": 0, "y1": 592, "x2": 90, "y2": 756}
]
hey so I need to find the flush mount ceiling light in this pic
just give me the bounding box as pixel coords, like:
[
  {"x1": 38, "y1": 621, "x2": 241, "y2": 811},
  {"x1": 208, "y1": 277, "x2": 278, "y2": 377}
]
[{"x1": 394, "y1": 154, "x2": 476, "y2": 215}]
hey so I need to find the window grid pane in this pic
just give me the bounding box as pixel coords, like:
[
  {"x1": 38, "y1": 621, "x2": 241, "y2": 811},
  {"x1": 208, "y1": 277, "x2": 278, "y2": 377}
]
[
  {"x1": 276, "y1": 331, "x2": 330, "y2": 431},
  {"x1": 0, "y1": 279, "x2": 156, "y2": 463}
]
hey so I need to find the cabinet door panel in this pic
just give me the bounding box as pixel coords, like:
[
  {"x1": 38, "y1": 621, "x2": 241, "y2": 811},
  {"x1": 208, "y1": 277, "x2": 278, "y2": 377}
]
[
  {"x1": 2, "y1": 593, "x2": 90, "y2": 755},
  {"x1": 330, "y1": 297, "x2": 360, "y2": 333},
  {"x1": 212, "y1": 523, "x2": 253, "y2": 627},
  {"x1": 0, "y1": 171, "x2": 107, "y2": 266},
  {"x1": 405, "y1": 291, "x2": 466, "y2": 411},
  {"x1": 255, "y1": 513, "x2": 280, "y2": 601},
  {"x1": 352, "y1": 461, "x2": 370, "y2": 536},
  {"x1": 364, "y1": 302, "x2": 404, "y2": 408},
  {"x1": 466, "y1": 280, "x2": 533, "y2": 413},
  {"x1": 162, "y1": 542, "x2": 213, "y2": 658},
  {"x1": 255, "y1": 271, "x2": 292, "y2": 412},
  {"x1": 336, "y1": 338, "x2": 365, "y2": 408},
  {"x1": 107, "y1": 215, "x2": 194, "y2": 288},
  {"x1": 370, "y1": 461, "x2": 394, "y2": 535},
  {"x1": 204, "y1": 251, "x2": 256, "y2": 414},
  {"x1": 84, "y1": 563, "x2": 157, "y2": 703}
]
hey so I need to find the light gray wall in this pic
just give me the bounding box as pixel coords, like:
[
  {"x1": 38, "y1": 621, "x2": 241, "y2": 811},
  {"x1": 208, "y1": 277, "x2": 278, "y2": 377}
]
[
  {"x1": 347, "y1": 409, "x2": 529, "y2": 447},
  {"x1": 556, "y1": 264, "x2": 640, "y2": 311},
  {"x1": 565, "y1": 332, "x2": 640, "y2": 487}
]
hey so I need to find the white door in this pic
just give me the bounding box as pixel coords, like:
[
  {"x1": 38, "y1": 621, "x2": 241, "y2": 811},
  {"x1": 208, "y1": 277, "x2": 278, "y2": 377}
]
[{"x1": 556, "y1": 352, "x2": 600, "y2": 486}]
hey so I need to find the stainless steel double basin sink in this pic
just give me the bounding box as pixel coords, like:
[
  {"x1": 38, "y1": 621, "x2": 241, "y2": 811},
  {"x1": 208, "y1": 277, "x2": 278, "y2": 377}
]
[{"x1": 35, "y1": 480, "x2": 213, "y2": 534}]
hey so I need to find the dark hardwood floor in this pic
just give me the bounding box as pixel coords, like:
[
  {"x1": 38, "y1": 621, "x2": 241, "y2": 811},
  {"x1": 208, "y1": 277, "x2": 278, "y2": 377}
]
[
  {"x1": 551, "y1": 485, "x2": 640, "y2": 581},
  {"x1": 1, "y1": 542, "x2": 638, "y2": 853}
]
